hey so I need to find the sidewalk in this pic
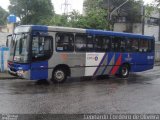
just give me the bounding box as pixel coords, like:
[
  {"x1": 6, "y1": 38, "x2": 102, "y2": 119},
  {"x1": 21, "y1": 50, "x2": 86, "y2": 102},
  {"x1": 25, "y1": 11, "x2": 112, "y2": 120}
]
[
  {"x1": 0, "y1": 72, "x2": 17, "y2": 80},
  {"x1": 155, "y1": 61, "x2": 160, "y2": 66}
]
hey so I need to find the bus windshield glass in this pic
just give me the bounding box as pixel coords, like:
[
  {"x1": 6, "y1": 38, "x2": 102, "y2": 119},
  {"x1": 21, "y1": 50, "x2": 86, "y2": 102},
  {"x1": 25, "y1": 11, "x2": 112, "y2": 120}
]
[{"x1": 13, "y1": 33, "x2": 29, "y2": 63}]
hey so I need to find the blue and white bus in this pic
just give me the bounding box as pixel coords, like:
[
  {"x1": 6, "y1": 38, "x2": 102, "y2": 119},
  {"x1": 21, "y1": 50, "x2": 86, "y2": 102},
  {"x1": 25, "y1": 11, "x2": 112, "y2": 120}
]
[{"x1": 7, "y1": 25, "x2": 155, "y2": 83}]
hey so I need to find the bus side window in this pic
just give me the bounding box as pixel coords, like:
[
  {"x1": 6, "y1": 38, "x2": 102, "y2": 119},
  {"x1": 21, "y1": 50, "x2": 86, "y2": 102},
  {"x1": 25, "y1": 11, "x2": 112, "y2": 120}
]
[
  {"x1": 75, "y1": 34, "x2": 87, "y2": 52},
  {"x1": 95, "y1": 36, "x2": 103, "y2": 52},
  {"x1": 148, "y1": 40, "x2": 152, "y2": 52},
  {"x1": 132, "y1": 39, "x2": 139, "y2": 52},
  {"x1": 139, "y1": 39, "x2": 149, "y2": 52},
  {"x1": 87, "y1": 35, "x2": 94, "y2": 52},
  {"x1": 126, "y1": 38, "x2": 139, "y2": 52},
  {"x1": 94, "y1": 36, "x2": 111, "y2": 52},
  {"x1": 112, "y1": 37, "x2": 121, "y2": 52},
  {"x1": 120, "y1": 38, "x2": 126, "y2": 52},
  {"x1": 56, "y1": 33, "x2": 74, "y2": 52},
  {"x1": 126, "y1": 38, "x2": 132, "y2": 52}
]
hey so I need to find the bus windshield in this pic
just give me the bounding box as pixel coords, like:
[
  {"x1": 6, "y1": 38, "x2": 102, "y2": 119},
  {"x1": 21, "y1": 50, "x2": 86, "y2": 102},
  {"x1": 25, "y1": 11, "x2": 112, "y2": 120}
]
[{"x1": 13, "y1": 33, "x2": 29, "y2": 63}]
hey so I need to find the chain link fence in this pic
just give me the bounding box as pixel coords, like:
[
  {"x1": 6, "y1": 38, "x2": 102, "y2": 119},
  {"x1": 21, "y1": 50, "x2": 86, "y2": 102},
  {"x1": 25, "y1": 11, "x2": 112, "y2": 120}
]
[{"x1": 0, "y1": 32, "x2": 8, "y2": 46}]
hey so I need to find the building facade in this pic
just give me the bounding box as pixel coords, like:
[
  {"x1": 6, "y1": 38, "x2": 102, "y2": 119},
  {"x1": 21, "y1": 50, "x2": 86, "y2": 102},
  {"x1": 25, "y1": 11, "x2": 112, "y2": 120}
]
[{"x1": 114, "y1": 9, "x2": 160, "y2": 42}]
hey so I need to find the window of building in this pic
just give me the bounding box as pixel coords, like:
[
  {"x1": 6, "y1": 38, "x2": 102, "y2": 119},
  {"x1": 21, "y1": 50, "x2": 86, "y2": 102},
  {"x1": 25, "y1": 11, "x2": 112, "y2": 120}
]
[{"x1": 147, "y1": 17, "x2": 159, "y2": 26}]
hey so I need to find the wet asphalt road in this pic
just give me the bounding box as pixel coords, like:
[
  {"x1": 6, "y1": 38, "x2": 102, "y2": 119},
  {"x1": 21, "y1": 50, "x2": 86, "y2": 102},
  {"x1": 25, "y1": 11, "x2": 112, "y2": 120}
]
[{"x1": 0, "y1": 66, "x2": 160, "y2": 114}]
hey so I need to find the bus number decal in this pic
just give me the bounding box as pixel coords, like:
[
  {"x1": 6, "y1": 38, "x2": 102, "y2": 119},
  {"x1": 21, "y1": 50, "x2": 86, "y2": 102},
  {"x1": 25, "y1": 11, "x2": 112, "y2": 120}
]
[{"x1": 85, "y1": 53, "x2": 105, "y2": 76}]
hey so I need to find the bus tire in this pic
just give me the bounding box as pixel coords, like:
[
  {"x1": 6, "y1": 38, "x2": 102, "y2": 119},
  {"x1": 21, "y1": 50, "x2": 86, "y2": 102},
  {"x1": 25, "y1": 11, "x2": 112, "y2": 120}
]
[
  {"x1": 52, "y1": 68, "x2": 67, "y2": 83},
  {"x1": 119, "y1": 64, "x2": 129, "y2": 78}
]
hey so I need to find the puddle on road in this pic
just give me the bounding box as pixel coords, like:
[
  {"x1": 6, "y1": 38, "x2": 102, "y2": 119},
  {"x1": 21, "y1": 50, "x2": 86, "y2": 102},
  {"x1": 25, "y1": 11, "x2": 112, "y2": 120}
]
[{"x1": 0, "y1": 67, "x2": 160, "y2": 95}]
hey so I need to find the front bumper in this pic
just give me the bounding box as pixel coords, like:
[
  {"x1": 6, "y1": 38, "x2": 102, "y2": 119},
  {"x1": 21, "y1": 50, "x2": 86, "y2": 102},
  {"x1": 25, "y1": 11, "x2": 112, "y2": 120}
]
[{"x1": 8, "y1": 68, "x2": 17, "y2": 76}]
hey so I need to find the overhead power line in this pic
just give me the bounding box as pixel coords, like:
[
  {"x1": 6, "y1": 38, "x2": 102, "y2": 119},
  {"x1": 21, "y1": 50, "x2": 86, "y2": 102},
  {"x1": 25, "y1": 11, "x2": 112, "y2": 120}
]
[{"x1": 61, "y1": 0, "x2": 71, "y2": 15}]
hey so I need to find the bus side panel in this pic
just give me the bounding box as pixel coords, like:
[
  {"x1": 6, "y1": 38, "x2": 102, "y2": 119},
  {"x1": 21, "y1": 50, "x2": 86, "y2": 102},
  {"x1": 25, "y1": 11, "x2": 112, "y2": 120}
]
[
  {"x1": 131, "y1": 52, "x2": 154, "y2": 72},
  {"x1": 99, "y1": 52, "x2": 115, "y2": 76},
  {"x1": 85, "y1": 53, "x2": 106, "y2": 76},
  {"x1": 147, "y1": 52, "x2": 154, "y2": 66},
  {"x1": 30, "y1": 61, "x2": 48, "y2": 80},
  {"x1": 48, "y1": 53, "x2": 86, "y2": 78}
]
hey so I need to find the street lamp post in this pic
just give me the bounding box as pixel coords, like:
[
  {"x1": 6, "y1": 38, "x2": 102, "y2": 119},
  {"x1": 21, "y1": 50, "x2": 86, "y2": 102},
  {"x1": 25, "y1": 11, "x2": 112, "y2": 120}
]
[{"x1": 108, "y1": 0, "x2": 129, "y2": 31}]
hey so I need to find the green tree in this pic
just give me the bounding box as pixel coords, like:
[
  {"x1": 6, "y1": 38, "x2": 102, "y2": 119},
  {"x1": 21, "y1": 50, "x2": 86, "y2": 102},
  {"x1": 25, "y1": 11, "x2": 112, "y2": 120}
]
[
  {"x1": 68, "y1": 10, "x2": 83, "y2": 27},
  {"x1": 82, "y1": 0, "x2": 108, "y2": 29},
  {"x1": 0, "y1": 7, "x2": 8, "y2": 25},
  {"x1": 9, "y1": 0, "x2": 54, "y2": 25},
  {"x1": 83, "y1": 0, "x2": 104, "y2": 14}
]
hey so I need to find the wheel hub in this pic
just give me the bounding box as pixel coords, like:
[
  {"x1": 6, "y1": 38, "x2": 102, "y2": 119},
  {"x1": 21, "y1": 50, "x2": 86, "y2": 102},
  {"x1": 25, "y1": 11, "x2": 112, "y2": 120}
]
[
  {"x1": 122, "y1": 67, "x2": 128, "y2": 76},
  {"x1": 55, "y1": 70, "x2": 64, "y2": 81}
]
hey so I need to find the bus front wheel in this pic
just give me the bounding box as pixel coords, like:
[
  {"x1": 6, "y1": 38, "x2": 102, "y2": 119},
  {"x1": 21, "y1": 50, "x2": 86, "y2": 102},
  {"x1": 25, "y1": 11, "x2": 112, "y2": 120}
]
[
  {"x1": 52, "y1": 68, "x2": 67, "y2": 83},
  {"x1": 119, "y1": 64, "x2": 129, "y2": 78}
]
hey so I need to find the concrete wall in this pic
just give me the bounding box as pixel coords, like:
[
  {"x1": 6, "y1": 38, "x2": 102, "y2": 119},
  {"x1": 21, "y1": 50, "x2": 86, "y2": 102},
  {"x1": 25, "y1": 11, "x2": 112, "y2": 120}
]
[
  {"x1": 0, "y1": 23, "x2": 14, "y2": 46},
  {"x1": 155, "y1": 43, "x2": 160, "y2": 62},
  {"x1": 144, "y1": 25, "x2": 159, "y2": 41},
  {"x1": 132, "y1": 23, "x2": 142, "y2": 34},
  {"x1": 114, "y1": 23, "x2": 127, "y2": 32},
  {"x1": 114, "y1": 23, "x2": 159, "y2": 42},
  {"x1": 0, "y1": 32, "x2": 8, "y2": 46}
]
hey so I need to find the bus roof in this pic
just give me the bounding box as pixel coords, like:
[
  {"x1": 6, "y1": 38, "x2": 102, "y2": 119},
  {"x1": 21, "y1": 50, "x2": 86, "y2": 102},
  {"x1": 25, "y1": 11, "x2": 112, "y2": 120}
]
[
  {"x1": 86, "y1": 29, "x2": 154, "y2": 39},
  {"x1": 18, "y1": 25, "x2": 154, "y2": 40}
]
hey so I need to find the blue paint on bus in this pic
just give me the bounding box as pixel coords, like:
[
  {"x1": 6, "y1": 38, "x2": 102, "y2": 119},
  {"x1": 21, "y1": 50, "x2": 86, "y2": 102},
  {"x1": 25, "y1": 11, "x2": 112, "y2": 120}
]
[
  {"x1": 86, "y1": 29, "x2": 154, "y2": 39},
  {"x1": 31, "y1": 25, "x2": 48, "y2": 32},
  {"x1": 30, "y1": 61, "x2": 48, "y2": 80}
]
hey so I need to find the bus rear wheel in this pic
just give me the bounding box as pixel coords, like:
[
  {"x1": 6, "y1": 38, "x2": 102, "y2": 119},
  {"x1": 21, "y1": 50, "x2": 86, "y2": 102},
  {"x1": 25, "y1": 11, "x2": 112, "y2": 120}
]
[
  {"x1": 119, "y1": 64, "x2": 129, "y2": 78},
  {"x1": 52, "y1": 68, "x2": 67, "y2": 83}
]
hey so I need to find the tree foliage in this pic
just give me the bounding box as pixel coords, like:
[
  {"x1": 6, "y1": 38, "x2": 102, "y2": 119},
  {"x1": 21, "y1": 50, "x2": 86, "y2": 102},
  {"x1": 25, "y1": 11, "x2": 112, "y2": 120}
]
[
  {"x1": 81, "y1": 0, "x2": 108, "y2": 29},
  {"x1": 0, "y1": 7, "x2": 8, "y2": 25},
  {"x1": 155, "y1": 0, "x2": 160, "y2": 6},
  {"x1": 81, "y1": 0, "x2": 144, "y2": 30},
  {"x1": 8, "y1": 0, "x2": 156, "y2": 31},
  {"x1": 83, "y1": 0, "x2": 104, "y2": 14},
  {"x1": 9, "y1": 0, "x2": 54, "y2": 25}
]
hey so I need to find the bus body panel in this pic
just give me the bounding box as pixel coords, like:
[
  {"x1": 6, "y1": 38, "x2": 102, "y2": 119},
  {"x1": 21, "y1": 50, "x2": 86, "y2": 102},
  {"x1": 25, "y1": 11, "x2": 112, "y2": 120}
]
[
  {"x1": 8, "y1": 51, "x2": 154, "y2": 80},
  {"x1": 30, "y1": 61, "x2": 48, "y2": 80},
  {"x1": 7, "y1": 25, "x2": 155, "y2": 80}
]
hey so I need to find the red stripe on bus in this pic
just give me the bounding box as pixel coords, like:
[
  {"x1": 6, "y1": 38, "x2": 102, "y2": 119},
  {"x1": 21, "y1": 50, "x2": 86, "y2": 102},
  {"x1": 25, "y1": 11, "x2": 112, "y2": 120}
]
[{"x1": 111, "y1": 54, "x2": 122, "y2": 75}]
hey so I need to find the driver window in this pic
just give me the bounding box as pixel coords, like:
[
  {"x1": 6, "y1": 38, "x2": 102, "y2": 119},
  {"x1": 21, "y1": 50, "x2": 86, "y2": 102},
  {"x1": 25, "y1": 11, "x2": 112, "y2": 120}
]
[{"x1": 32, "y1": 36, "x2": 53, "y2": 61}]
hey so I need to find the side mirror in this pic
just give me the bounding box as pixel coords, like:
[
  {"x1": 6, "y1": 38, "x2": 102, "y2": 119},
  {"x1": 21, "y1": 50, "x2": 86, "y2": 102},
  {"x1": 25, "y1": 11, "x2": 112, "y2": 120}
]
[{"x1": 6, "y1": 34, "x2": 12, "y2": 47}]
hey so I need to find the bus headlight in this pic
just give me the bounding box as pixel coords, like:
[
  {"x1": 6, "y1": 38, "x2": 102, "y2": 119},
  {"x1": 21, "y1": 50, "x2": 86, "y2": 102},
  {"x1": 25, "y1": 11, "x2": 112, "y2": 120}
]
[{"x1": 17, "y1": 70, "x2": 26, "y2": 77}]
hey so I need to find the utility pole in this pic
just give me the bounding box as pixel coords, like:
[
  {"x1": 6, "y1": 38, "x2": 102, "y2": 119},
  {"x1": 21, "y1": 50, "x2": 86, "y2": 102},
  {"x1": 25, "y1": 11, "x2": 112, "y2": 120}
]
[
  {"x1": 159, "y1": 11, "x2": 160, "y2": 41},
  {"x1": 107, "y1": 0, "x2": 110, "y2": 30},
  {"x1": 61, "y1": 0, "x2": 71, "y2": 15},
  {"x1": 142, "y1": 6, "x2": 145, "y2": 35}
]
